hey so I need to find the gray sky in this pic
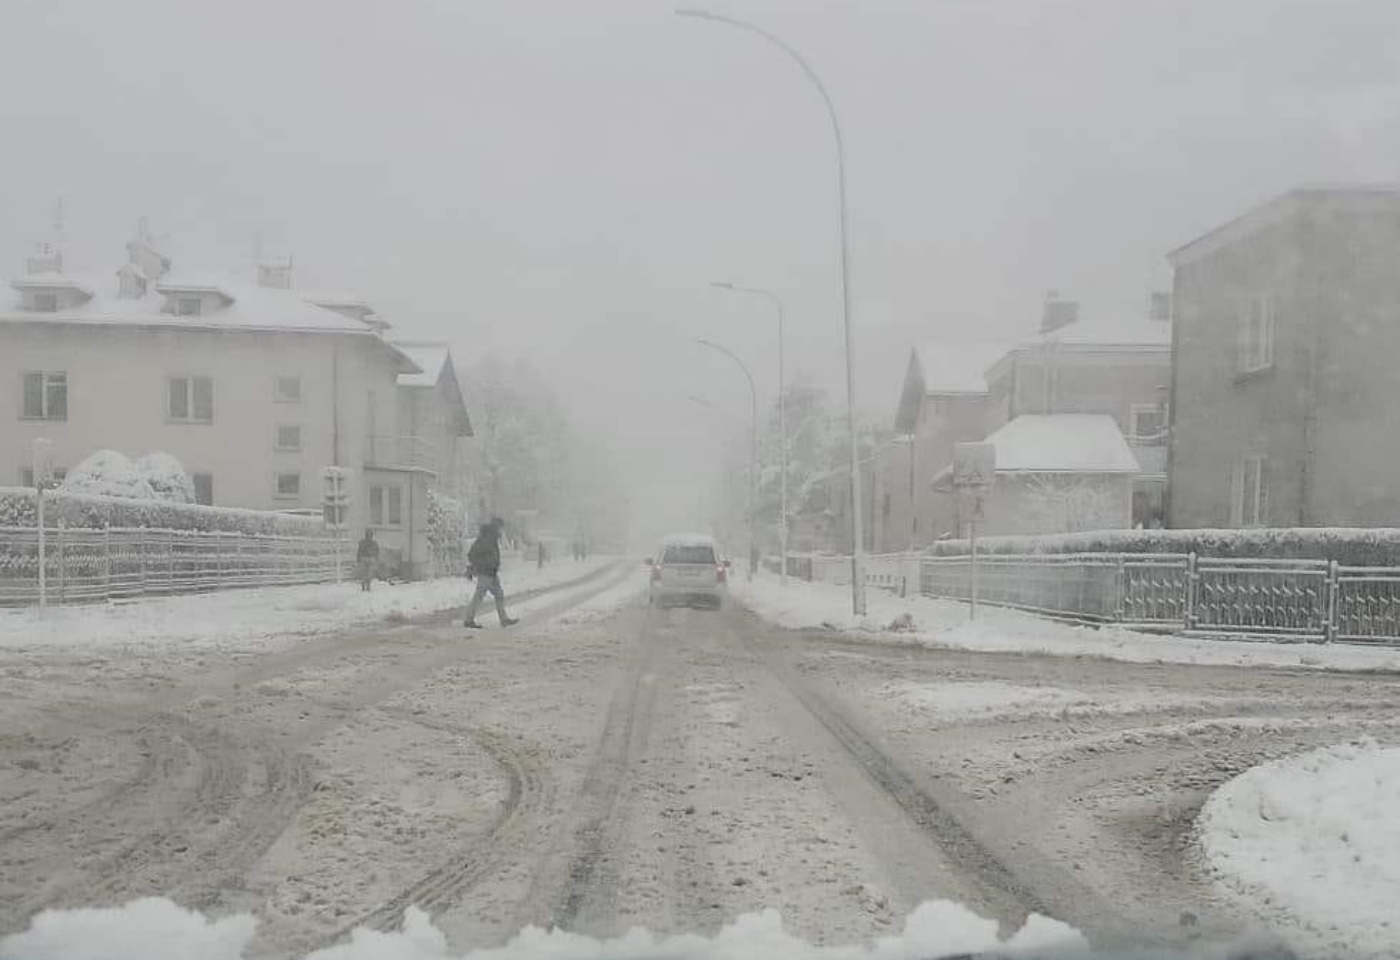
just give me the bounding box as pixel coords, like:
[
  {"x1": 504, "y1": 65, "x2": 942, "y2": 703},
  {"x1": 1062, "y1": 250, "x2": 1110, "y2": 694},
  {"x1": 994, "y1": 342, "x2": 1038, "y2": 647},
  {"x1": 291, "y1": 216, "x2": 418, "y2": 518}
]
[{"x1": 5, "y1": 0, "x2": 1400, "y2": 531}]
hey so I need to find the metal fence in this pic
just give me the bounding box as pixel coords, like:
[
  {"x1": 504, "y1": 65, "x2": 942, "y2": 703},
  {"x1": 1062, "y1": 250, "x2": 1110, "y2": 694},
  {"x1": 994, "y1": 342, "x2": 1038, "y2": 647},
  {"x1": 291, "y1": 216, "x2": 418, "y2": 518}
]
[
  {"x1": 0, "y1": 525, "x2": 343, "y2": 606},
  {"x1": 788, "y1": 550, "x2": 1400, "y2": 645}
]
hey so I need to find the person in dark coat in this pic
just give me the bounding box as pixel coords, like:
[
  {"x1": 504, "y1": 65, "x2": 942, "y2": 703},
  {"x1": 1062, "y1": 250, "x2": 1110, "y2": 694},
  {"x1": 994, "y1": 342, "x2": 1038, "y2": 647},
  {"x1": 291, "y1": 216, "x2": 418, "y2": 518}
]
[
  {"x1": 355, "y1": 530, "x2": 379, "y2": 591},
  {"x1": 464, "y1": 518, "x2": 518, "y2": 628}
]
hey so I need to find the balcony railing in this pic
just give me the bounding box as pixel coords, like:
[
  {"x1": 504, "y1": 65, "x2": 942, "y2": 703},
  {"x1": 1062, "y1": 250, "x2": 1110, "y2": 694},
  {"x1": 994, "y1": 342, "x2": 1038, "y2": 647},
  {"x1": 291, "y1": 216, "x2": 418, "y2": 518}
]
[{"x1": 365, "y1": 435, "x2": 437, "y2": 474}]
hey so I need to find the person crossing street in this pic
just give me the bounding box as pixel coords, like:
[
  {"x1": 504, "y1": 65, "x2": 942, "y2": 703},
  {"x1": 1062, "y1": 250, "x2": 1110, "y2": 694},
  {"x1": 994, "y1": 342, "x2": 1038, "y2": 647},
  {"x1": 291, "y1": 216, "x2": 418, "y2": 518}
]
[{"x1": 463, "y1": 518, "x2": 518, "y2": 629}]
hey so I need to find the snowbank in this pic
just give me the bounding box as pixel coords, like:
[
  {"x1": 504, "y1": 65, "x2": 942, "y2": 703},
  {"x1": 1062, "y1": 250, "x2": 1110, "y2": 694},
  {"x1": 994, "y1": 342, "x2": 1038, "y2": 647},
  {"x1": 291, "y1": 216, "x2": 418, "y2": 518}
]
[
  {"x1": 733, "y1": 575, "x2": 1400, "y2": 671},
  {"x1": 1197, "y1": 741, "x2": 1400, "y2": 958},
  {"x1": 0, "y1": 897, "x2": 1087, "y2": 960},
  {"x1": 0, "y1": 558, "x2": 615, "y2": 650}
]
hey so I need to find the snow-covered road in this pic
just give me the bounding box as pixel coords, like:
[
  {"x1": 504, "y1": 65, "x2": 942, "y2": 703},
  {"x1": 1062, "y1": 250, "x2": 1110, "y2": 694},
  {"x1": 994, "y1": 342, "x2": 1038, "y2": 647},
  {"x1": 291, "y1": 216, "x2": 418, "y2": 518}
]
[{"x1": 2, "y1": 574, "x2": 1399, "y2": 958}]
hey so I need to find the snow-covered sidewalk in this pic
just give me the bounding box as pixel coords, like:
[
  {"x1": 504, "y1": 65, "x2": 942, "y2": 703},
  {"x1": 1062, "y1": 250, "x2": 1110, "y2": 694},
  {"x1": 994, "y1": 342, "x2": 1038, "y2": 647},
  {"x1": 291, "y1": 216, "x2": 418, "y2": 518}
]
[
  {"x1": 733, "y1": 574, "x2": 1400, "y2": 671},
  {"x1": 1197, "y1": 741, "x2": 1400, "y2": 958},
  {"x1": 0, "y1": 557, "x2": 615, "y2": 650}
]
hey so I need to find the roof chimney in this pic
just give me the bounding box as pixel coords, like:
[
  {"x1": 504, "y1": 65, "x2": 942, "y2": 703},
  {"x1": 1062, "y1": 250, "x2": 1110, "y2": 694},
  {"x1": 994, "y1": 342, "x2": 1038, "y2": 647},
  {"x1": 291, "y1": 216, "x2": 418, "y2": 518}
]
[
  {"x1": 1040, "y1": 290, "x2": 1078, "y2": 334},
  {"x1": 257, "y1": 255, "x2": 293, "y2": 289},
  {"x1": 125, "y1": 217, "x2": 171, "y2": 283},
  {"x1": 26, "y1": 242, "x2": 62, "y2": 276}
]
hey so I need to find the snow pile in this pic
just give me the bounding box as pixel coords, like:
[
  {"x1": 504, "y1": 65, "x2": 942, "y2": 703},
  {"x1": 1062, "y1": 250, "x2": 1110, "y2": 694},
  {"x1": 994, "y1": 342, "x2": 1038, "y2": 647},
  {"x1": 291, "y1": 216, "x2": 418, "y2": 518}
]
[
  {"x1": 1197, "y1": 740, "x2": 1400, "y2": 958},
  {"x1": 59, "y1": 450, "x2": 156, "y2": 500},
  {"x1": 133, "y1": 451, "x2": 195, "y2": 503},
  {"x1": 0, "y1": 557, "x2": 615, "y2": 649},
  {"x1": 734, "y1": 574, "x2": 1400, "y2": 671},
  {"x1": 0, "y1": 897, "x2": 1088, "y2": 960}
]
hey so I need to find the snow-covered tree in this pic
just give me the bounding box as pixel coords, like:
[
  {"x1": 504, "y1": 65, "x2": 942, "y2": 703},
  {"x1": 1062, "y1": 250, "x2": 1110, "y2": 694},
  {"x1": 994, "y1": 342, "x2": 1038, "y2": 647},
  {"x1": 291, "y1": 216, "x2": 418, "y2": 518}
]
[
  {"x1": 60, "y1": 450, "x2": 157, "y2": 500},
  {"x1": 1014, "y1": 473, "x2": 1125, "y2": 534},
  {"x1": 134, "y1": 452, "x2": 195, "y2": 503}
]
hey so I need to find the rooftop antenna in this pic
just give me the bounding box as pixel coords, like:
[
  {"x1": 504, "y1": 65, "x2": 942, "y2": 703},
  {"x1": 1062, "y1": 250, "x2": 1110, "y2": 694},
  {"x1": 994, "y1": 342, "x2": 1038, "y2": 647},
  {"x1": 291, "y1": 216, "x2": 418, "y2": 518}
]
[{"x1": 52, "y1": 196, "x2": 66, "y2": 251}]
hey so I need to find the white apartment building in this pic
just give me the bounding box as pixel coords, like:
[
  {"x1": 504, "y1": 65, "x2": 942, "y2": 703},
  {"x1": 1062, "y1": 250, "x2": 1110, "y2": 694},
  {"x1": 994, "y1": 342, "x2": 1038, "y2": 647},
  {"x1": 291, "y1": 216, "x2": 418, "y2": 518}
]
[{"x1": 1, "y1": 228, "x2": 472, "y2": 577}]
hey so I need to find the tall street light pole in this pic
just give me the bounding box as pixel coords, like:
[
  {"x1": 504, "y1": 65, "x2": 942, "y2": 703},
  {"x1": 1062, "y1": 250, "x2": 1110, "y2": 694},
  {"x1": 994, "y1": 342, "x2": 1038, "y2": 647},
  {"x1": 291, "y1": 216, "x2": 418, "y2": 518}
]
[
  {"x1": 693, "y1": 337, "x2": 757, "y2": 581},
  {"x1": 679, "y1": 8, "x2": 865, "y2": 614},
  {"x1": 712, "y1": 281, "x2": 788, "y2": 586}
]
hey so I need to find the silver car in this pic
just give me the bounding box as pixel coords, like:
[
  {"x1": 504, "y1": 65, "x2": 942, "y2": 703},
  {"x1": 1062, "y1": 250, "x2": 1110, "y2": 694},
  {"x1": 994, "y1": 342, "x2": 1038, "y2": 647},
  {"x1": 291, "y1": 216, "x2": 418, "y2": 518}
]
[{"x1": 647, "y1": 534, "x2": 730, "y2": 610}]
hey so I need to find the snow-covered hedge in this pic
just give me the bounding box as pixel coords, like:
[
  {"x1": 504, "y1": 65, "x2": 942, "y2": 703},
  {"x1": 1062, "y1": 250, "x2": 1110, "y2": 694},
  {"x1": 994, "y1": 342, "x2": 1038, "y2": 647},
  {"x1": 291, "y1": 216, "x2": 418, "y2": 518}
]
[
  {"x1": 0, "y1": 487, "x2": 326, "y2": 537},
  {"x1": 426, "y1": 489, "x2": 470, "y2": 575},
  {"x1": 59, "y1": 449, "x2": 196, "y2": 503},
  {"x1": 928, "y1": 527, "x2": 1400, "y2": 566},
  {"x1": 135, "y1": 451, "x2": 196, "y2": 503}
]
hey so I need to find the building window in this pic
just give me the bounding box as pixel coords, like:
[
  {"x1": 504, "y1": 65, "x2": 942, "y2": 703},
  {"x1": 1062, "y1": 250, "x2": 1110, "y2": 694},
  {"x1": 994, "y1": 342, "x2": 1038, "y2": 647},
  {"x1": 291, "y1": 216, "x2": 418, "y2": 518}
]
[
  {"x1": 175, "y1": 297, "x2": 203, "y2": 317},
  {"x1": 275, "y1": 471, "x2": 301, "y2": 499},
  {"x1": 1232, "y1": 456, "x2": 1268, "y2": 527},
  {"x1": 276, "y1": 425, "x2": 302, "y2": 451},
  {"x1": 369, "y1": 484, "x2": 404, "y2": 527},
  {"x1": 19, "y1": 466, "x2": 65, "y2": 487},
  {"x1": 1238, "y1": 293, "x2": 1276, "y2": 374},
  {"x1": 32, "y1": 291, "x2": 58, "y2": 312},
  {"x1": 1130, "y1": 404, "x2": 1167, "y2": 443},
  {"x1": 168, "y1": 376, "x2": 213, "y2": 422},
  {"x1": 22, "y1": 371, "x2": 67, "y2": 420},
  {"x1": 192, "y1": 472, "x2": 214, "y2": 505},
  {"x1": 275, "y1": 376, "x2": 302, "y2": 403}
]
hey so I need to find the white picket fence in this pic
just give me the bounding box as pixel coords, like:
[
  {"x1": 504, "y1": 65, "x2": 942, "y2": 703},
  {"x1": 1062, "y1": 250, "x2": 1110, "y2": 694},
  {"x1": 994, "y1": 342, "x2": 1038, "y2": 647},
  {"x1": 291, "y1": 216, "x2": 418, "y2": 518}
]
[
  {"x1": 786, "y1": 550, "x2": 1400, "y2": 645},
  {"x1": 0, "y1": 524, "x2": 343, "y2": 606}
]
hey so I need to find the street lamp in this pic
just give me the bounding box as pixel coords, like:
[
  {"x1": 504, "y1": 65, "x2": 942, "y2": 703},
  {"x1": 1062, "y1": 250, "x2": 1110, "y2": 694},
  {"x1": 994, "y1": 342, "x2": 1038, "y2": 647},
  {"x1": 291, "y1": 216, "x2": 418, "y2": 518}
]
[
  {"x1": 712, "y1": 281, "x2": 788, "y2": 586},
  {"x1": 679, "y1": 8, "x2": 866, "y2": 614},
  {"x1": 693, "y1": 337, "x2": 758, "y2": 581}
]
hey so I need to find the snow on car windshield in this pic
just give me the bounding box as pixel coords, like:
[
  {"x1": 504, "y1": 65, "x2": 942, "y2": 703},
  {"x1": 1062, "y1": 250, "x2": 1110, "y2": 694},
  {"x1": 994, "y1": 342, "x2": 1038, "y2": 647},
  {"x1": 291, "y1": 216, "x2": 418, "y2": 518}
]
[{"x1": 663, "y1": 544, "x2": 717, "y2": 565}]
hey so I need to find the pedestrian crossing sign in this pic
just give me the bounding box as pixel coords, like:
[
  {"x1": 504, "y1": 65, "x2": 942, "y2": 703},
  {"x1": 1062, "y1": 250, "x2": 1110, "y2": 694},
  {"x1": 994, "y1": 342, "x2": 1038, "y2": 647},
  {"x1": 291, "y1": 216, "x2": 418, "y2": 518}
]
[{"x1": 952, "y1": 442, "x2": 996, "y2": 489}]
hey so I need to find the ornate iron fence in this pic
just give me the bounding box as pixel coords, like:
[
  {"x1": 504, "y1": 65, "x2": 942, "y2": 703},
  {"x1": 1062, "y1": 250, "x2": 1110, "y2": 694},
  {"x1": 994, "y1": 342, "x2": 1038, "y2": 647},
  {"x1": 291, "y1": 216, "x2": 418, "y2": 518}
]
[
  {"x1": 789, "y1": 549, "x2": 1400, "y2": 645},
  {"x1": 0, "y1": 525, "x2": 342, "y2": 606}
]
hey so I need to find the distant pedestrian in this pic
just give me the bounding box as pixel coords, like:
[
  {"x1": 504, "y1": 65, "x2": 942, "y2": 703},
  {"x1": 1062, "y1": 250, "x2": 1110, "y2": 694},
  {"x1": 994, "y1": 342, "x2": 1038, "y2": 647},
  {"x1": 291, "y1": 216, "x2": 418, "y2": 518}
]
[
  {"x1": 464, "y1": 518, "x2": 518, "y2": 629},
  {"x1": 355, "y1": 530, "x2": 379, "y2": 591}
]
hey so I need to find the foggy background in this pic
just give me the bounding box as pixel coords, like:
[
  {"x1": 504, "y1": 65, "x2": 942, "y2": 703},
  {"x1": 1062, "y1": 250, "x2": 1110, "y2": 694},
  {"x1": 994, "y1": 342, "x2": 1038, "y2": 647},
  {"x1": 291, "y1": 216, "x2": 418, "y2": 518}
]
[{"x1": 5, "y1": 0, "x2": 1399, "y2": 540}]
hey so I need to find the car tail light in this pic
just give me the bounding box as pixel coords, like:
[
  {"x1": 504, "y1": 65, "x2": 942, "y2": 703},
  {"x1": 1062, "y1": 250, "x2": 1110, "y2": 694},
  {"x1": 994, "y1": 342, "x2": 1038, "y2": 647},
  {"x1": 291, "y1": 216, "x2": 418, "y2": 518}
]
[
  {"x1": 716, "y1": 564, "x2": 727, "y2": 584},
  {"x1": 651, "y1": 564, "x2": 663, "y2": 582}
]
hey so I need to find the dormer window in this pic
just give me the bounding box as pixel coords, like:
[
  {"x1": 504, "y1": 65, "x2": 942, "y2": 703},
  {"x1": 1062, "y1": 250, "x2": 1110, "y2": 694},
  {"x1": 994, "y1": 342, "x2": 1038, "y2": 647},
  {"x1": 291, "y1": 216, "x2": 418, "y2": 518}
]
[
  {"x1": 32, "y1": 291, "x2": 57, "y2": 313},
  {"x1": 154, "y1": 282, "x2": 233, "y2": 316},
  {"x1": 11, "y1": 277, "x2": 93, "y2": 312},
  {"x1": 176, "y1": 297, "x2": 203, "y2": 317}
]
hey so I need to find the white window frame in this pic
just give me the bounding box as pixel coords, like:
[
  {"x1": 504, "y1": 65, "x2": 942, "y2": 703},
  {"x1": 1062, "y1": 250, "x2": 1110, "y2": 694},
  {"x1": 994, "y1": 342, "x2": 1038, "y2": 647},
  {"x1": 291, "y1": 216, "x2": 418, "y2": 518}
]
[
  {"x1": 274, "y1": 376, "x2": 302, "y2": 404},
  {"x1": 274, "y1": 471, "x2": 301, "y2": 500},
  {"x1": 1237, "y1": 293, "x2": 1276, "y2": 374},
  {"x1": 368, "y1": 484, "x2": 404, "y2": 528},
  {"x1": 167, "y1": 375, "x2": 213, "y2": 423},
  {"x1": 1232, "y1": 455, "x2": 1268, "y2": 527},
  {"x1": 1130, "y1": 403, "x2": 1167, "y2": 443},
  {"x1": 22, "y1": 370, "x2": 67, "y2": 420},
  {"x1": 276, "y1": 424, "x2": 302, "y2": 452}
]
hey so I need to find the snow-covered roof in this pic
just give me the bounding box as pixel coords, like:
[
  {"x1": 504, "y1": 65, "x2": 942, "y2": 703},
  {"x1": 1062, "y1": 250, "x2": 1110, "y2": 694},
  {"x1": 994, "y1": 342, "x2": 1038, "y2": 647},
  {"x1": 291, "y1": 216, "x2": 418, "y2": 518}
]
[
  {"x1": 913, "y1": 340, "x2": 1013, "y2": 395},
  {"x1": 660, "y1": 532, "x2": 716, "y2": 547},
  {"x1": 11, "y1": 272, "x2": 93, "y2": 295},
  {"x1": 983, "y1": 414, "x2": 1140, "y2": 474},
  {"x1": 394, "y1": 342, "x2": 450, "y2": 387},
  {"x1": 0, "y1": 270, "x2": 391, "y2": 336},
  {"x1": 1031, "y1": 317, "x2": 1171, "y2": 348}
]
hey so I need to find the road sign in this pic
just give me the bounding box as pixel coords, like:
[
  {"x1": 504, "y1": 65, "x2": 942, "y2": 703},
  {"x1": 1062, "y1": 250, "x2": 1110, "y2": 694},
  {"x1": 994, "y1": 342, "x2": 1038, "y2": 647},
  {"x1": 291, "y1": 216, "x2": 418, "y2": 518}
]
[{"x1": 952, "y1": 442, "x2": 996, "y2": 489}]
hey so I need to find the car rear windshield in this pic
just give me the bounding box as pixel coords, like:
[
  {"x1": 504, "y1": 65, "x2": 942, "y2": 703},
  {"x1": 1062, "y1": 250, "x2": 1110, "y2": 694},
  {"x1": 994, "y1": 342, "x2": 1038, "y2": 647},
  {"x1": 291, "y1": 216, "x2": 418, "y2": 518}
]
[{"x1": 663, "y1": 544, "x2": 716, "y2": 565}]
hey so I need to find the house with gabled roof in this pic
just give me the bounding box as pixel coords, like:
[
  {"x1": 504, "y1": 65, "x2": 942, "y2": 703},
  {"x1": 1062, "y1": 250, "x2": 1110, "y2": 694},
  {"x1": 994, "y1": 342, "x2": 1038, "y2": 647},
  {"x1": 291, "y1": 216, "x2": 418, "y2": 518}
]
[{"x1": 1, "y1": 223, "x2": 473, "y2": 579}]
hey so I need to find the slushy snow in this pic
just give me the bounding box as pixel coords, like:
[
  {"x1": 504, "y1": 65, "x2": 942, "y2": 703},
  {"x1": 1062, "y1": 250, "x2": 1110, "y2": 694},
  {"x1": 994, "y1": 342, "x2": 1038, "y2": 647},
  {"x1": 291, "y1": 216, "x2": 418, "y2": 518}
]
[
  {"x1": 734, "y1": 574, "x2": 1400, "y2": 672},
  {"x1": 0, "y1": 557, "x2": 614, "y2": 650},
  {"x1": 0, "y1": 897, "x2": 1088, "y2": 960},
  {"x1": 1197, "y1": 740, "x2": 1400, "y2": 959}
]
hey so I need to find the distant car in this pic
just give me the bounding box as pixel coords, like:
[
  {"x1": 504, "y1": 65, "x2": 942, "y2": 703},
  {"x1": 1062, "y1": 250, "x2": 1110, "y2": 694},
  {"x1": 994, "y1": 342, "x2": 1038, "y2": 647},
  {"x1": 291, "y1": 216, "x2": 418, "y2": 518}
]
[{"x1": 647, "y1": 533, "x2": 730, "y2": 610}]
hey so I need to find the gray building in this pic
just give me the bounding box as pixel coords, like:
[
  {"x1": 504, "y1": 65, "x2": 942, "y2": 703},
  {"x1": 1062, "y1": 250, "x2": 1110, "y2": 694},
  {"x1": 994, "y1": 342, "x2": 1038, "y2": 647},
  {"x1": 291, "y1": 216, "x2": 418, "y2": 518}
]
[{"x1": 1168, "y1": 186, "x2": 1400, "y2": 528}]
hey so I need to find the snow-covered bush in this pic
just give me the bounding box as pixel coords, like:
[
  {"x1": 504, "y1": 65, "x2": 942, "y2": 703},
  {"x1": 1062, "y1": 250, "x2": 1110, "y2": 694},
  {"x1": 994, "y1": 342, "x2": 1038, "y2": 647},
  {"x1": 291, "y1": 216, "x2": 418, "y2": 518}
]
[
  {"x1": 59, "y1": 450, "x2": 156, "y2": 500},
  {"x1": 928, "y1": 526, "x2": 1400, "y2": 566},
  {"x1": 426, "y1": 489, "x2": 470, "y2": 575},
  {"x1": 0, "y1": 487, "x2": 325, "y2": 537},
  {"x1": 134, "y1": 451, "x2": 195, "y2": 503}
]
